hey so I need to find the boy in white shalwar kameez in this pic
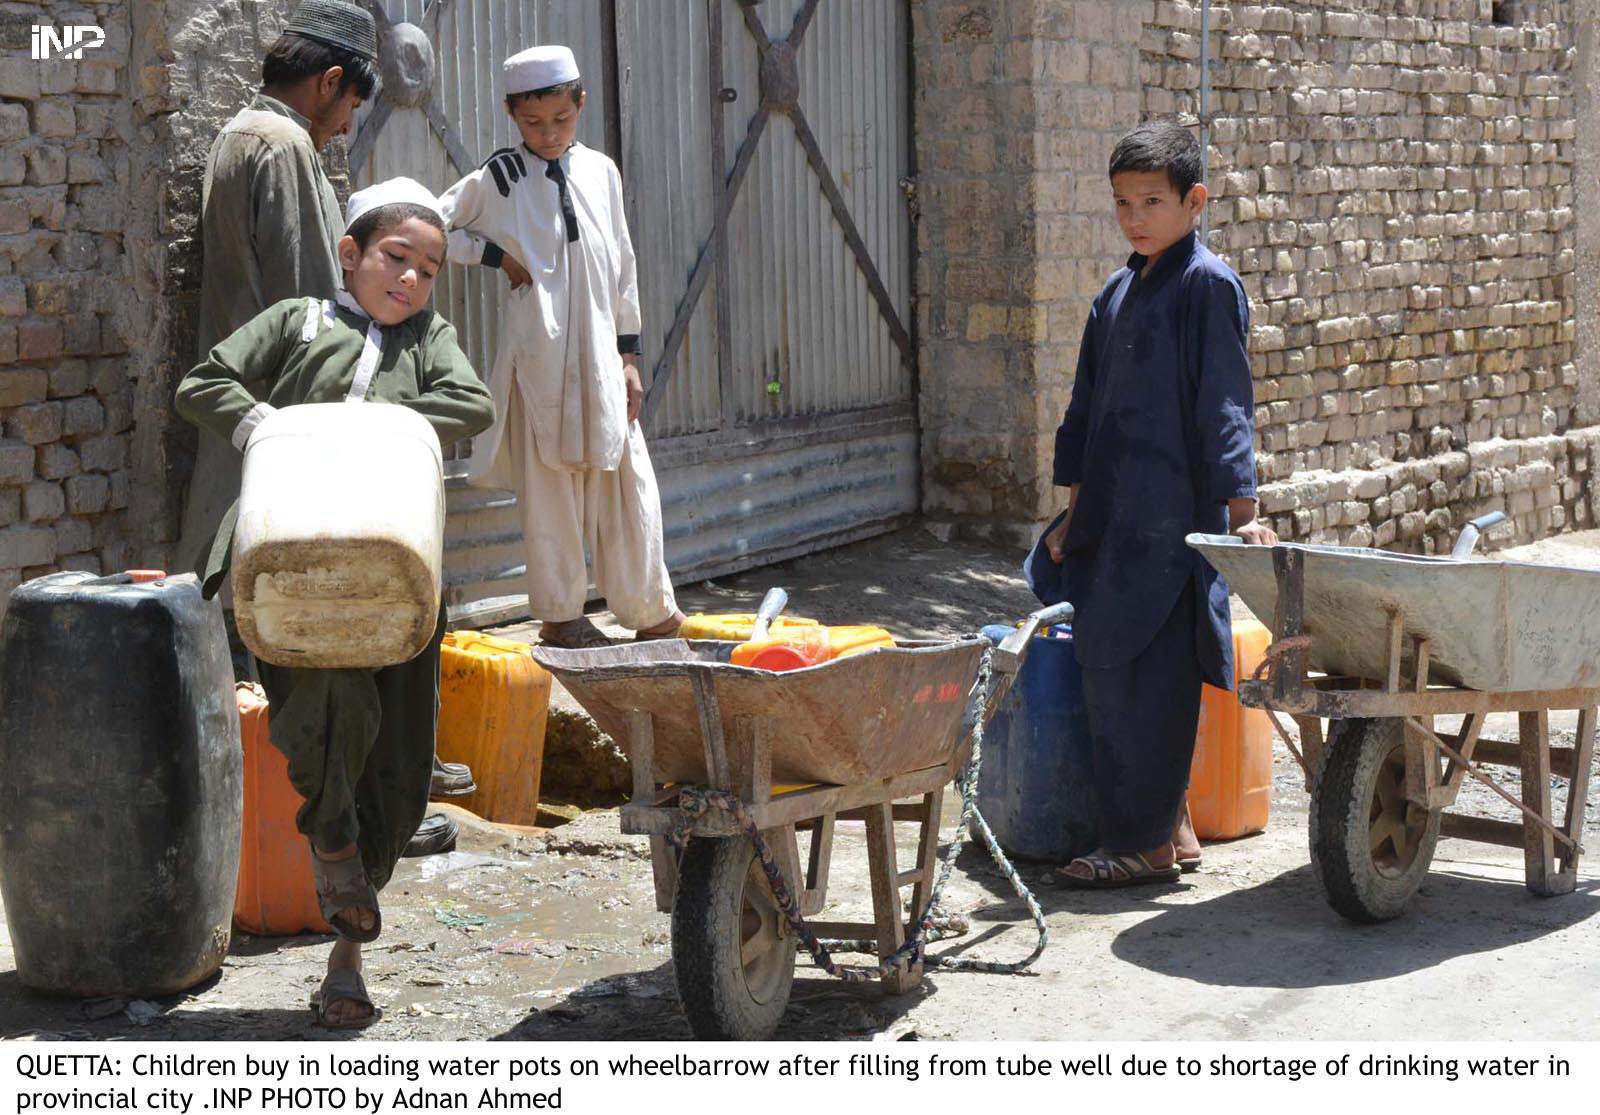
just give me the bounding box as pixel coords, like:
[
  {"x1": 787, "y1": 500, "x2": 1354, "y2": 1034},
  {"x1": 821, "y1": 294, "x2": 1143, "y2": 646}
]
[{"x1": 440, "y1": 45, "x2": 683, "y2": 648}]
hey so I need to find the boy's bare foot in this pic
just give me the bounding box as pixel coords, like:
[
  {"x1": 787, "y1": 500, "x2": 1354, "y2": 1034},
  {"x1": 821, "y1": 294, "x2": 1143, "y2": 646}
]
[
  {"x1": 313, "y1": 844, "x2": 378, "y2": 935},
  {"x1": 634, "y1": 610, "x2": 687, "y2": 640},
  {"x1": 1172, "y1": 802, "x2": 1201, "y2": 868},
  {"x1": 316, "y1": 939, "x2": 375, "y2": 1029}
]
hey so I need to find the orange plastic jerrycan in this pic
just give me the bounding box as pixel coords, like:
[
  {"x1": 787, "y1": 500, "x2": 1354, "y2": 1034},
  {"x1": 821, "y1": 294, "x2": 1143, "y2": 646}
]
[
  {"x1": 234, "y1": 682, "x2": 330, "y2": 936},
  {"x1": 1187, "y1": 619, "x2": 1273, "y2": 840},
  {"x1": 437, "y1": 631, "x2": 553, "y2": 826},
  {"x1": 824, "y1": 625, "x2": 896, "y2": 659},
  {"x1": 731, "y1": 626, "x2": 833, "y2": 670}
]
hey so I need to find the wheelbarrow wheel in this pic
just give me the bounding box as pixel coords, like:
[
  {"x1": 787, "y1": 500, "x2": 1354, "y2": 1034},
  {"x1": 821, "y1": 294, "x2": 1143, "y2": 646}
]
[
  {"x1": 1310, "y1": 717, "x2": 1440, "y2": 923},
  {"x1": 671, "y1": 835, "x2": 795, "y2": 1040}
]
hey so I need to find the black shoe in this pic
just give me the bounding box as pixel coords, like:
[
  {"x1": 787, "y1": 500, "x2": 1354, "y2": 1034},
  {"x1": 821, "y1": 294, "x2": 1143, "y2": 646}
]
[
  {"x1": 403, "y1": 813, "x2": 458, "y2": 858},
  {"x1": 430, "y1": 755, "x2": 476, "y2": 797}
]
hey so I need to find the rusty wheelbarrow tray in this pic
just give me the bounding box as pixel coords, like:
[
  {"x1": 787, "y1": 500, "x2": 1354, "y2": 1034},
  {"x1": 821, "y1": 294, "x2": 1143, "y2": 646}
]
[
  {"x1": 1189, "y1": 525, "x2": 1597, "y2": 925},
  {"x1": 531, "y1": 609, "x2": 1063, "y2": 1040},
  {"x1": 532, "y1": 637, "x2": 995, "y2": 787}
]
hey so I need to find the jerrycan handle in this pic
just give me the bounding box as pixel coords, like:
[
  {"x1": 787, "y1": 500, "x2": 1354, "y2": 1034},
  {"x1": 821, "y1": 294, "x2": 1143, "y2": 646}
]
[{"x1": 750, "y1": 587, "x2": 789, "y2": 642}]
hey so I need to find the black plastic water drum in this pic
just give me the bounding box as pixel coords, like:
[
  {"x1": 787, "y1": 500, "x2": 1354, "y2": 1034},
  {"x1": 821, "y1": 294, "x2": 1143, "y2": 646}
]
[{"x1": 0, "y1": 571, "x2": 242, "y2": 997}]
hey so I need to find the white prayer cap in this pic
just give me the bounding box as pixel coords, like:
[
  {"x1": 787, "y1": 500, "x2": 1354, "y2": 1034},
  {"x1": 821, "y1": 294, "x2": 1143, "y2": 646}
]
[
  {"x1": 504, "y1": 44, "x2": 579, "y2": 95},
  {"x1": 344, "y1": 176, "x2": 444, "y2": 230}
]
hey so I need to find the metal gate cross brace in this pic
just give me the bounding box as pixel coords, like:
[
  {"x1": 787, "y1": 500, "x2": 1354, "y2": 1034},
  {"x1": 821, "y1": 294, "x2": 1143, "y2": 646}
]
[
  {"x1": 349, "y1": 0, "x2": 477, "y2": 179},
  {"x1": 642, "y1": 0, "x2": 914, "y2": 422}
]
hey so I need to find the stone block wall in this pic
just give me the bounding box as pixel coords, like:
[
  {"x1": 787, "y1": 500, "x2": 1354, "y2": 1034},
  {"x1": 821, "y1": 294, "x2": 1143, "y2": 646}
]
[{"x1": 916, "y1": 0, "x2": 1600, "y2": 555}]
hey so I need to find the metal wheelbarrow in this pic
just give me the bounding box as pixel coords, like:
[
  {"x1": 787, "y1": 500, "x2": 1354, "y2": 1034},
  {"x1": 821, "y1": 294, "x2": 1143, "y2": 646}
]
[
  {"x1": 531, "y1": 602, "x2": 1069, "y2": 1040},
  {"x1": 1190, "y1": 512, "x2": 1598, "y2": 923}
]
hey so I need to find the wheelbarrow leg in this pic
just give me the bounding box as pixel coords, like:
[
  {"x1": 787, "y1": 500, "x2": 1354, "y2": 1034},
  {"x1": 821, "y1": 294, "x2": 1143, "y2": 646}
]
[
  {"x1": 1519, "y1": 710, "x2": 1562, "y2": 896},
  {"x1": 1555, "y1": 707, "x2": 1596, "y2": 891},
  {"x1": 908, "y1": 787, "x2": 946, "y2": 927},
  {"x1": 630, "y1": 710, "x2": 679, "y2": 913},
  {"x1": 864, "y1": 801, "x2": 917, "y2": 993}
]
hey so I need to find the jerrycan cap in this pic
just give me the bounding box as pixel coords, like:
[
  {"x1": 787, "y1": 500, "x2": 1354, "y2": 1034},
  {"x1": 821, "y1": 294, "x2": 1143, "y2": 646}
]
[{"x1": 748, "y1": 644, "x2": 816, "y2": 672}]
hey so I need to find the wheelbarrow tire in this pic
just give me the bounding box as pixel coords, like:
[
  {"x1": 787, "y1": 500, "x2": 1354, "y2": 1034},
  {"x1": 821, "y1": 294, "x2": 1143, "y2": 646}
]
[
  {"x1": 671, "y1": 835, "x2": 795, "y2": 1040},
  {"x1": 1310, "y1": 716, "x2": 1440, "y2": 923}
]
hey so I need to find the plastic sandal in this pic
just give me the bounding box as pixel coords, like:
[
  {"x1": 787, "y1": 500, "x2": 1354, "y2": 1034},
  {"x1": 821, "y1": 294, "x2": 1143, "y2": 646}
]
[
  {"x1": 313, "y1": 966, "x2": 378, "y2": 1030},
  {"x1": 310, "y1": 851, "x2": 382, "y2": 943}
]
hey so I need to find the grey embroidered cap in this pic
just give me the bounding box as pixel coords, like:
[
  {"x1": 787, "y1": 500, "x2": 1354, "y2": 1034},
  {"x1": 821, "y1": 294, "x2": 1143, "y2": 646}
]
[{"x1": 283, "y1": 0, "x2": 379, "y2": 62}]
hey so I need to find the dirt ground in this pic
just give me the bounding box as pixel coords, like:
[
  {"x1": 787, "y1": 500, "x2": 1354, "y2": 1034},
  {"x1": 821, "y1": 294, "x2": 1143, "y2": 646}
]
[{"x1": 2, "y1": 525, "x2": 1597, "y2": 1042}]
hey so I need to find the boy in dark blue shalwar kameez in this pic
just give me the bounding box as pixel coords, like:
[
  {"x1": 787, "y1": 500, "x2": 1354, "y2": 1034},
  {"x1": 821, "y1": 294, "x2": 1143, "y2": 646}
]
[{"x1": 1044, "y1": 120, "x2": 1277, "y2": 887}]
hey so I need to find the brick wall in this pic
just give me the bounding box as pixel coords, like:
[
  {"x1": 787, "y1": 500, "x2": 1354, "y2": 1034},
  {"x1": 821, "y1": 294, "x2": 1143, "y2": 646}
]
[
  {"x1": 1147, "y1": 0, "x2": 1592, "y2": 552},
  {"x1": 915, "y1": 0, "x2": 1145, "y2": 540},
  {"x1": 916, "y1": 0, "x2": 1600, "y2": 555},
  {"x1": 0, "y1": 0, "x2": 329, "y2": 608},
  {"x1": 0, "y1": 1, "x2": 142, "y2": 600}
]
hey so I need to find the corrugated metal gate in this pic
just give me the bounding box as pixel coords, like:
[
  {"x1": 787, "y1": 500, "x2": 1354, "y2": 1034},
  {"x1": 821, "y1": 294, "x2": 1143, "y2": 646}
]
[{"x1": 350, "y1": 0, "x2": 915, "y2": 623}]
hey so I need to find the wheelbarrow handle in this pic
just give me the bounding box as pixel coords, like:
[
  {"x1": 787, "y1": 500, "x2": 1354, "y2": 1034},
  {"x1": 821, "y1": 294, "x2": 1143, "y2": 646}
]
[{"x1": 992, "y1": 602, "x2": 1075, "y2": 674}]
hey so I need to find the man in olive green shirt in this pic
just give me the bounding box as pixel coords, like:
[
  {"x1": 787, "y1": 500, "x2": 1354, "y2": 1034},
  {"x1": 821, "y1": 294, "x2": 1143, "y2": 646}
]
[{"x1": 176, "y1": 0, "x2": 380, "y2": 591}]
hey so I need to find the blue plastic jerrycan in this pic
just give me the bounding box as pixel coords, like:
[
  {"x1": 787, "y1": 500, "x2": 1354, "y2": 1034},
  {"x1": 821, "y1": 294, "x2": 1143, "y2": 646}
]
[{"x1": 975, "y1": 624, "x2": 1098, "y2": 862}]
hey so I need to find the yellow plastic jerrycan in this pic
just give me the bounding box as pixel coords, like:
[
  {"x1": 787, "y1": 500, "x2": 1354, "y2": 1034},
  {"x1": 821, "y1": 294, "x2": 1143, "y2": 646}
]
[
  {"x1": 679, "y1": 613, "x2": 821, "y2": 641},
  {"x1": 1187, "y1": 619, "x2": 1273, "y2": 840},
  {"x1": 437, "y1": 631, "x2": 552, "y2": 827}
]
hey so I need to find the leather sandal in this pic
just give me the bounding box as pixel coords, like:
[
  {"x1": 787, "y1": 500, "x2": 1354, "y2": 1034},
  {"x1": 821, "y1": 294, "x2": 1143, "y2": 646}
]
[
  {"x1": 538, "y1": 617, "x2": 613, "y2": 650},
  {"x1": 402, "y1": 812, "x2": 458, "y2": 858},
  {"x1": 1055, "y1": 849, "x2": 1181, "y2": 889},
  {"x1": 311, "y1": 851, "x2": 382, "y2": 943},
  {"x1": 430, "y1": 755, "x2": 476, "y2": 797}
]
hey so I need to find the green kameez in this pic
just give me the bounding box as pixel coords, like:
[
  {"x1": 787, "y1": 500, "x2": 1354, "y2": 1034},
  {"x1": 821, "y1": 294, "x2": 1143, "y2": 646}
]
[{"x1": 176, "y1": 296, "x2": 495, "y2": 887}]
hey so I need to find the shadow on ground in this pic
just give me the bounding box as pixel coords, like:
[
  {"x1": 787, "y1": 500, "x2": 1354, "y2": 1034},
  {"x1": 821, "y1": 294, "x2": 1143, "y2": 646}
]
[
  {"x1": 1105, "y1": 866, "x2": 1600, "y2": 988},
  {"x1": 929, "y1": 838, "x2": 1600, "y2": 991},
  {"x1": 489, "y1": 959, "x2": 926, "y2": 1041}
]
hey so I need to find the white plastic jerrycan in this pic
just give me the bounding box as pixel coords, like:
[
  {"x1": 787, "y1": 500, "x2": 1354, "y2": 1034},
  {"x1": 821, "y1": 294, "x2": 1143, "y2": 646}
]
[{"x1": 233, "y1": 402, "x2": 444, "y2": 669}]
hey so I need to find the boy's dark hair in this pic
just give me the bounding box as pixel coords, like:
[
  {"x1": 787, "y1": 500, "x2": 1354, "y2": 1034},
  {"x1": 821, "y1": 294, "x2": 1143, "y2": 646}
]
[
  {"x1": 345, "y1": 203, "x2": 446, "y2": 252},
  {"x1": 1108, "y1": 119, "x2": 1202, "y2": 199},
  {"x1": 505, "y1": 80, "x2": 584, "y2": 110},
  {"x1": 262, "y1": 32, "x2": 380, "y2": 100}
]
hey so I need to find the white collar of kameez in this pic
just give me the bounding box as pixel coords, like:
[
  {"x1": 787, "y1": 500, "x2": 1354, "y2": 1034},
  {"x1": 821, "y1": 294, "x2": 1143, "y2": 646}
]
[
  {"x1": 523, "y1": 143, "x2": 572, "y2": 171},
  {"x1": 335, "y1": 288, "x2": 371, "y2": 321},
  {"x1": 328, "y1": 290, "x2": 384, "y2": 402}
]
